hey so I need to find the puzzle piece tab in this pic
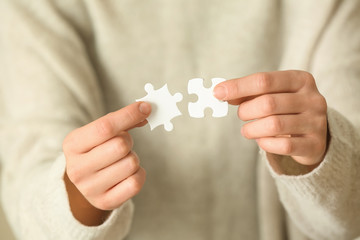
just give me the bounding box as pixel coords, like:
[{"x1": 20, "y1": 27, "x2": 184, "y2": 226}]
[
  {"x1": 188, "y1": 78, "x2": 228, "y2": 118},
  {"x1": 136, "y1": 83, "x2": 183, "y2": 131}
]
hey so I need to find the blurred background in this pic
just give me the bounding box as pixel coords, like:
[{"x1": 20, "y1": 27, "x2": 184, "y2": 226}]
[{"x1": 0, "y1": 169, "x2": 15, "y2": 239}]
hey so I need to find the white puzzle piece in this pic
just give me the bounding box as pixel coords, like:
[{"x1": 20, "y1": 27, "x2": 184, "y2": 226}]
[
  {"x1": 188, "y1": 78, "x2": 228, "y2": 118},
  {"x1": 136, "y1": 83, "x2": 183, "y2": 131}
]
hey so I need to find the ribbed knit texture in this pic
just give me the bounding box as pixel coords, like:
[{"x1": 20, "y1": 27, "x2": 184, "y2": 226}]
[{"x1": 266, "y1": 109, "x2": 360, "y2": 239}]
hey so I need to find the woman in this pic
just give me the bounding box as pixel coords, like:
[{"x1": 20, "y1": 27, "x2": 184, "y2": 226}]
[{"x1": 0, "y1": 0, "x2": 359, "y2": 239}]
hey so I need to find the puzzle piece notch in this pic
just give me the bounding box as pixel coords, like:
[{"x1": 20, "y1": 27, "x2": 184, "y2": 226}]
[
  {"x1": 188, "y1": 78, "x2": 228, "y2": 118},
  {"x1": 136, "y1": 83, "x2": 183, "y2": 131}
]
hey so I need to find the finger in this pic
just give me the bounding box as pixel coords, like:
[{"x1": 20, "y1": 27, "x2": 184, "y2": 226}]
[
  {"x1": 66, "y1": 102, "x2": 151, "y2": 153},
  {"x1": 228, "y1": 96, "x2": 255, "y2": 106},
  {"x1": 241, "y1": 114, "x2": 311, "y2": 139},
  {"x1": 256, "y1": 136, "x2": 325, "y2": 165},
  {"x1": 78, "y1": 132, "x2": 133, "y2": 172},
  {"x1": 214, "y1": 70, "x2": 308, "y2": 101},
  {"x1": 97, "y1": 167, "x2": 146, "y2": 210},
  {"x1": 86, "y1": 152, "x2": 140, "y2": 195},
  {"x1": 132, "y1": 119, "x2": 148, "y2": 129},
  {"x1": 238, "y1": 93, "x2": 306, "y2": 121}
]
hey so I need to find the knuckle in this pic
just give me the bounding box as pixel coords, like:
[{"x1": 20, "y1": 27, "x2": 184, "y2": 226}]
[
  {"x1": 262, "y1": 95, "x2": 276, "y2": 114},
  {"x1": 112, "y1": 137, "x2": 130, "y2": 156},
  {"x1": 237, "y1": 106, "x2": 247, "y2": 120},
  {"x1": 315, "y1": 140, "x2": 325, "y2": 154},
  {"x1": 315, "y1": 115, "x2": 328, "y2": 131},
  {"x1": 317, "y1": 95, "x2": 328, "y2": 113},
  {"x1": 126, "y1": 175, "x2": 143, "y2": 194},
  {"x1": 96, "y1": 116, "x2": 114, "y2": 138},
  {"x1": 124, "y1": 132, "x2": 134, "y2": 148},
  {"x1": 301, "y1": 71, "x2": 314, "y2": 80},
  {"x1": 241, "y1": 126, "x2": 250, "y2": 138},
  {"x1": 303, "y1": 72, "x2": 316, "y2": 87},
  {"x1": 78, "y1": 183, "x2": 93, "y2": 198},
  {"x1": 127, "y1": 153, "x2": 140, "y2": 173},
  {"x1": 281, "y1": 139, "x2": 293, "y2": 155},
  {"x1": 66, "y1": 166, "x2": 82, "y2": 184},
  {"x1": 267, "y1": 116, "x2": 282, "y2": 133},
  {"x1": 255, "y1": 72, "x2": 272, "y2": 91},
  {"x1": 301, "y1": 139, "x2": 325, "y2": 164},
  {"x1": 319, "y1": 142, "x2": 327, "y2": 156},
  {"x1": 95, "y1": 195, "x2": 114, "y2": 211},
  {"x1": 320, "y1": 116, "x2": 328, "y2": 128}
]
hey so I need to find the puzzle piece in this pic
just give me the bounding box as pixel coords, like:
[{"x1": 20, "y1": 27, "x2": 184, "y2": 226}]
[
  {"x1": 188, "y1": 78, "x2": 228, "y2": 118},
  {"x1": 136, "y1": 83, "x2": 183, "y2": 131}
]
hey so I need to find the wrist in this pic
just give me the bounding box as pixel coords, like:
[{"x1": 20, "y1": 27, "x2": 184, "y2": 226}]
[{"x1": 64, "y1": 172, "x2": 112, "y2": 226}]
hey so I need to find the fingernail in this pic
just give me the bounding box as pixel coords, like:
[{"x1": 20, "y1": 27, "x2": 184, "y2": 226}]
[
  {"x1": 139, "y1": 102, "x2": 151, "y2": 115},
  {"x1": 213, "y1": 86, "x2": 227, "y2": 100}
]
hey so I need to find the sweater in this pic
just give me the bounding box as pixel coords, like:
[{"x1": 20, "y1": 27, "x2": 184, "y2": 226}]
[{"x1": 0, "y1": 0, "x2": 359, "y2": 239}]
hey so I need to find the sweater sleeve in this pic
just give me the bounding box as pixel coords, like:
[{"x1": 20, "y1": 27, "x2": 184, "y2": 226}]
[
  {"x1": 265, "y1": 1, "x2": 360, "y2": 239},
  {"x1": 0, "y1": 1, "x2": 133, "y2": 239}
]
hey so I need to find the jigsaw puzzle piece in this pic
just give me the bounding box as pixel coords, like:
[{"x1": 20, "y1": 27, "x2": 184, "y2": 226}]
[
  {"x1": 136, "y1": 83, "x2": 183, "y2": 131},
  {"x1": 188, "y1": 78, "x2": 228, "y2": 118},
  {"x1": 210, "y1": 78, "x2": 228, "y2": 117}
]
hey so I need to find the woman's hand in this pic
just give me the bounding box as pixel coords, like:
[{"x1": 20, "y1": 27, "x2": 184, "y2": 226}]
[
  {"x1": 214, "y1": 70, "x2": 328, "y2": 167},
  {"x1": 63, "y1": 102, "x2": 151, "y2": 225}
]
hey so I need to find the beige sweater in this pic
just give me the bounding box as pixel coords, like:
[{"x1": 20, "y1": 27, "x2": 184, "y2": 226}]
[{"x1": 0, "y1": 0, "x2": 360, "y2": 239}]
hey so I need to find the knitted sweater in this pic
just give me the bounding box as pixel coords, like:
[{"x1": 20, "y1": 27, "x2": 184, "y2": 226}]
[{"x1": 0, "y1": 0, "x2": 359, "y2": 239}]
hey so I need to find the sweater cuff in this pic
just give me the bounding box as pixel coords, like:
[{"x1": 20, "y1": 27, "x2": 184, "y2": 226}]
[
  {"x1": 264, "y1": 107, "x2": 358, "y2": 199},
  {"x1": 36, "y1": 153, "x2": 134, "y2": 240}
]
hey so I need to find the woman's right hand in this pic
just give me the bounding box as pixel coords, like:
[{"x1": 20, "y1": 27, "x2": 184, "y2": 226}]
[{"x1": 62, "y1": 102, "x2": 151, "y2": 225}]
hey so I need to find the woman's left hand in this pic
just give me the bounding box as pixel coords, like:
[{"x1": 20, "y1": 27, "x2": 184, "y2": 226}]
[{"x1": 214, "y1": 70, "x2": 328, "y2": 166}]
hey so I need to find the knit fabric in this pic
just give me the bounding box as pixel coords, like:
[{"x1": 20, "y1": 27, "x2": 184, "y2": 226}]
[{"x1": 0, "y1": 0, "x2": 359, "y2": 239}]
